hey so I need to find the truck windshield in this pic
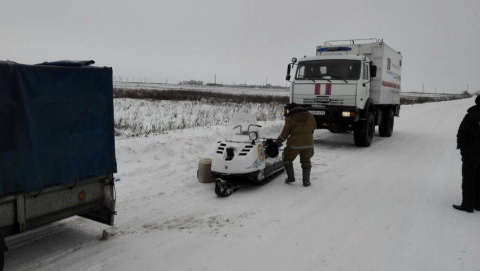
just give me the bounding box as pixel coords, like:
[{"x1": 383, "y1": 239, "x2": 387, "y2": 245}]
[{"x1": 296, "y1": 60, "x2": 361, "y2": 81}]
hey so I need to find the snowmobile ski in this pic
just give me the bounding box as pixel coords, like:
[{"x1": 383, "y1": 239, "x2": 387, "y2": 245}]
[{"x1": 215, "y1": 178, "x2": 240, "y2": 197}]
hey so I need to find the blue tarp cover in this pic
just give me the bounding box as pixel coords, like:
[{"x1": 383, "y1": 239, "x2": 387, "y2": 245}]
[
  {"x1": 37, "y1": 60, "x2": 95, "y2": 67},
  {"x1": 0, "y1": 61, "x2": 117, "y2": 196}
]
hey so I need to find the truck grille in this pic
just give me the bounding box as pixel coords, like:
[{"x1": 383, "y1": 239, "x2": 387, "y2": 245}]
[{"x1": 303, "y1": 96, "x2": 355, "y2": 107}]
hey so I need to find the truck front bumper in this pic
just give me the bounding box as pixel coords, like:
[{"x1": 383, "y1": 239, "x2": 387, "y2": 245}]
[
  {"x1": 304, "y1": 106, "x2": 360, "y2": 130},
  {"x1": 307, "y1": 106, "x2": 359, "y2": 121}
]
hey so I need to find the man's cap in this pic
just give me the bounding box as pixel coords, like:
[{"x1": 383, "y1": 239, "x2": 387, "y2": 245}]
[
  {"x1": 287, "y1": 103, "x2": 299, "y2": 110},
  {"x1": 476, "y1": 95, "x2": 480, "y2": 105}
]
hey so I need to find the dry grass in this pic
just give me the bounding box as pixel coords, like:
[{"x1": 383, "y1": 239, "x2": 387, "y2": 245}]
[{"x1": 113, "y1": 88, "x2": 472, "y2": 136}]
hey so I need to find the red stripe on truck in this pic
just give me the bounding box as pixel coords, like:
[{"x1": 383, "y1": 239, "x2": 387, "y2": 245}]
[
  {"x1": 382, "y1": 81, "x2": 401, "y2": 90},
  {"x1": 314, "y1": 84, "x2": 320, "y2": 95},
  {"x1": 325, "y1": 84, "x2": 332, "y2": 95}
]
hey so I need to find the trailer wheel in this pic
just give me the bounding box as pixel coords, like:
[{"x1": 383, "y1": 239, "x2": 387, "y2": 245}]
[
  {"x1": 354, "y1": 112, "x2": 375, "y2": 147},
  {"x1": 379, "y1": 109, "x2": 394, "y2": 137}
]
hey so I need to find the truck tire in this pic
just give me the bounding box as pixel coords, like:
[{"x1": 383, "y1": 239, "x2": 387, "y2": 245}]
[
  {"x1": 379, "y1": 109, "x2": 394, "y2": 137},
  {"x1": 0, "y1": 235, "x2": 4, "y2": 271},
  {"x1": 0, "y1": 250, "x2": 4, "y2": 271},
  {"x1": 354, "y1": 112, "x2": 375, "y2": 147}
]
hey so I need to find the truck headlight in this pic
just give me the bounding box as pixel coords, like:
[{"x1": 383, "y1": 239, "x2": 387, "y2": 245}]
[
  {"x1": 342, "y1": 112, "x2": 356, "y2": 117},
  {"x1": 249, "y1": 132, "x2": 258, "y2": 140}
]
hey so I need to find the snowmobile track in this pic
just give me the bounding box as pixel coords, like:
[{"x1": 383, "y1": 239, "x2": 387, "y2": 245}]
[{"x1": 215, "y1": 168, "x2": 285, "y2": 197}]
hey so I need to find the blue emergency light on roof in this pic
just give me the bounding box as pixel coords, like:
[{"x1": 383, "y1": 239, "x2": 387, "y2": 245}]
[{"x1": 316, "y1": 46, "x2": 352, "y2": 53}]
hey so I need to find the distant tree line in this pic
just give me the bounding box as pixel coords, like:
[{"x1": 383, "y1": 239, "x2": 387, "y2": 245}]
[{"x1": 179, "y1": 80, "x2": 204, "y2": 86}]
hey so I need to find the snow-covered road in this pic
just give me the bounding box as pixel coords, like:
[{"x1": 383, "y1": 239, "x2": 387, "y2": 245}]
[{"x1": 5, "y1": 97, "x2": 480, "y2": 271}]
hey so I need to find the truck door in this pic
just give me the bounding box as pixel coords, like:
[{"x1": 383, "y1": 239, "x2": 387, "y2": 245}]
[{"x1": 362, "y1": 62, "x2": 370, "y2": 100}]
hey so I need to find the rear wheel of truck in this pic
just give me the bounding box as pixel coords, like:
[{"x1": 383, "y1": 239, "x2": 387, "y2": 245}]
[
  {"x1": 0, "y1": 235, "x2": 4, "y2": 271},
  {"x1": 379, "y1": 109, "x2": 394, "y2": 137},
  {"x1": 354, "y1": 112, "x2": 375, "y2": 147}
]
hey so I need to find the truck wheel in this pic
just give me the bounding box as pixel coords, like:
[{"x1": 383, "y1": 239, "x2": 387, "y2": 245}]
[
  {"x1": 379, "y1": 109, "x2": 394, "y2": 137},
  {"x1": 354, "y1": 112, "x2": 375, "y2": 147},
  {"x1": 0, "y1": 235, "x2": 4, "y2": 271}
]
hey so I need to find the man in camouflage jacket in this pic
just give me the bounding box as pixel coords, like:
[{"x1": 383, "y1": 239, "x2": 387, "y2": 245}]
[{"x1": 275, "y1": 103, "x2": 316, "y2": 186}]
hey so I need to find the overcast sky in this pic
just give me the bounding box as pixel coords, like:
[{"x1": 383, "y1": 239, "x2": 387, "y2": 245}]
[{"x1": 1, "y1": 0, "x2": 479, "y2": 93}]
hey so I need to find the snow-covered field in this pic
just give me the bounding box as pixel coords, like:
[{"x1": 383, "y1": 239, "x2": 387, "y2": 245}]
[
  {"x1": 112, "y1": 83, "x2": 468, "y2": 135},
  {"x1": 4, "y1": 97, "x2": 480, "y2": 271},
  {"x1": 114, "y1": 99, "x2": 283, "y2": 135}
]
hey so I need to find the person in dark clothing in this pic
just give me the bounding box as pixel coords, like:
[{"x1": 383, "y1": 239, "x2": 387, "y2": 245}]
[
  {"x1": 275, "y1": 103, "x2": 316, "y2": 186},
  {"x1": 453, "y1": 96, "x2": 480, "y2": 213}
]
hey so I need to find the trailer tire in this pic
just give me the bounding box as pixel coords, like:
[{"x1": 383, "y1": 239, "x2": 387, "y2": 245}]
[
  {"x1": 379, "y1": 109, "x2": 394, "y2": 137},
  {"x1": 354, "y1": 112, "x2": 375, "y2": 147}
]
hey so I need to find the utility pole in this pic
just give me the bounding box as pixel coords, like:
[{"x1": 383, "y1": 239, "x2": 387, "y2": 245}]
[{"x1": 214, "y1": 73, "x2": 216, "y2": 87}]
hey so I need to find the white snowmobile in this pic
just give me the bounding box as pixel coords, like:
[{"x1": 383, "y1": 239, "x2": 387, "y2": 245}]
[{"x1": 212, "y1": 113, "x2": 284, "y2": 197}]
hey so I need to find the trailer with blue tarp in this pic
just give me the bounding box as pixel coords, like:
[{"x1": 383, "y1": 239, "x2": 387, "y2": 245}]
[{"x1": 0, "y1": 60, "x2": 117, "y2": 271}]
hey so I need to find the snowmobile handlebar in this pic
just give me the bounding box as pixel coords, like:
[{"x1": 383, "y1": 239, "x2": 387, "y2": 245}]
[{"x1": 232, "y1": 124, "x2": 262, "y2": 135}]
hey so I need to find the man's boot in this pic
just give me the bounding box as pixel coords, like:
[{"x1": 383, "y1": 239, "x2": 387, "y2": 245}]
[
  {"x1": 453, "y1": 190, "x2": 474, "y2": 213},
  {"x1": 453, "y1": 204, "x2": 474, "y2": 213},
  {"x1": 285, "y1": 165, "x2": 295, "y2": 183},
  {"x1": 302, "y1": 168, "x2": 311, "y2": 187},
  {"x1": 475, "y1": 183, "x2": 480, "y2": 211},
  {"x1": 474, "y1": 199, "x2": 480, "y2": 212}
]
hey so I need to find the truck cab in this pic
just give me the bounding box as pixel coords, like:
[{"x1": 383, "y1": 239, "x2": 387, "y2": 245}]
[{"x1": 285, "y1": 39, "x2": 402, "y2": 147}]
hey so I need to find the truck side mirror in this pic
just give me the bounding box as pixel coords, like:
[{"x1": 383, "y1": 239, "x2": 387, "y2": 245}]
[
  {"x1": 285, "y1": 64, "x2": 291, "y2": 81},
  {"x1": 370, "y1": 65, "x2": 377, "y2": 78}
]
